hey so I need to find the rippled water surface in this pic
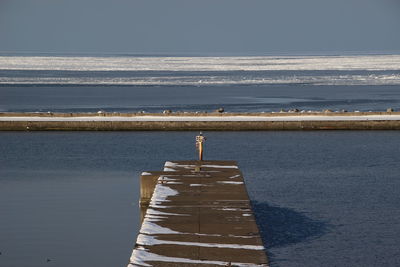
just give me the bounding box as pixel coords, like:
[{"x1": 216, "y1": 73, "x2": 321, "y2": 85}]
[{"x1": 1, "y1": 131, "x2": 400, "y2": 267}]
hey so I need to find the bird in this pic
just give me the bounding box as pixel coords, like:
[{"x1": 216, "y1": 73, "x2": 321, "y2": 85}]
[{"x1": 46, "y1": 258, "x2": 51, "y2": 263}]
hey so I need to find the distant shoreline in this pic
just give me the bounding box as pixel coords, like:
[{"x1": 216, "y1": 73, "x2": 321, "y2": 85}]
[{"x1": 1, "y1": 112, "x2": 400, "y2": 131}]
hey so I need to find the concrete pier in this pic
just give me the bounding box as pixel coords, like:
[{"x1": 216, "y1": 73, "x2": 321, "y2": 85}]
[
  {"x1": 130, "y1": 160, "x2": 268, "y2": 266},
  {"x1": 1, "y1": 112, "x2": 400, "y2": 131}
]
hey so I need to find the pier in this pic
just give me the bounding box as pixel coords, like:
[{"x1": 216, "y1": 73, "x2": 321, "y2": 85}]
[
  {"x1": 1, "y1": 112, "x2": 400, "y2": 131},
  {"x1": 129, "y1": 160, "x2": 268, "y2": 266}
]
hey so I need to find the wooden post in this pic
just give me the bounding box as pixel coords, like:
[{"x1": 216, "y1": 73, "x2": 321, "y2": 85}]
[
  {"x1": 199, "y1": 141, "x2": 203, "y2": 160},
  {"x1": 195, "y1": 132, "x2": 206, "y2": 161}
]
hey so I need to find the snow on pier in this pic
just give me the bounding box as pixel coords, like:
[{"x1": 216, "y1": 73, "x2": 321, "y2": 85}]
[{"x1": 130, "y1": 161, "x2": 268, "y2": 267}]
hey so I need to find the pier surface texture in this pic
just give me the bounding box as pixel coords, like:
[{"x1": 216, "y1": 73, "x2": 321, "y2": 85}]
[{"x1": 130, "y1": 160, "x2": 268, "y2": 267}]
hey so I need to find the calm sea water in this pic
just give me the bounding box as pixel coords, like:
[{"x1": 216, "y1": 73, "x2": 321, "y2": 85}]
[
  {"x1": 1, "y1": 131, "x2": 400, "y2": 267},
  {"x1": 2, "y1": 84, "x2": 400, "y2": 114}
]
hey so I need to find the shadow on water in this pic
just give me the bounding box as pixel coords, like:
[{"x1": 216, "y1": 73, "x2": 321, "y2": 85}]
[{"x1": 252, "y1": 201, "x2": 331, "y2": 250}]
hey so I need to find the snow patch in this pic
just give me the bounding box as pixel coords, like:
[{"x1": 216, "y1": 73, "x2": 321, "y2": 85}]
[
  {"x1": 163, "y1": 181, "x2": 182, "y2": 184},
  {"x1": 144, "y1": 214, "x2": 167, "y2": 220},
  {"x1": 146, "y1": 208, "x2": 189, "y2": 217},
  {"x1": 201, "y1": 164, "x2": 239, "y2": 169},
  {"x1": 164, "y1": 161, "x2": 177, "y2": 167},
  {"x1": 160, "y1": 176, "x2": 179, "y2": 181},
  {"x1": 137, "y1": 234, "x2": 265, "y2": 250},
  {"x1": 219, "y1": 208, "x2": 251, "y2": 211},
  {"x1": 217, "y1": 181, "x2": 244, "y2": 185},
  {"x1": 139, "y1": 221, "x2": 182, "y2": 235},
  {"x1": 150, "y1": 183, "x2": 178, "y2": 204},
  {"x1": 129, "y1": 248, "x2": 268, "y2": 266}
]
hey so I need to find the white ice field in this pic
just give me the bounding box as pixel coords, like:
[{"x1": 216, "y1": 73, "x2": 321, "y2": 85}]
[{"x1": 0, "y1": 54, "x2": 399, "y2": 86}]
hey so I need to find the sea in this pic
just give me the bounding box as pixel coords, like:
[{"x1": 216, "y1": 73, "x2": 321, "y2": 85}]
[{"x1": 1, "y1": 54, "x2": 400, "y2": 267}]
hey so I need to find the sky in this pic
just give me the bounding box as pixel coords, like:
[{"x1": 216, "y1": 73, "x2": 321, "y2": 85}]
[{"x1": 0, "y1": 0, "x2": 400, "y2": 55}]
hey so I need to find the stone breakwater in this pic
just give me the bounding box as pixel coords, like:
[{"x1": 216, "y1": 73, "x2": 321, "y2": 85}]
[{"x1": 1, "y1": 112, "x2": 400, "y2": 131}]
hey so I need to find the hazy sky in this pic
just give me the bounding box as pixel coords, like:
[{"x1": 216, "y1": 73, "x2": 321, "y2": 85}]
[{"x1": 1, "y1": 0, "x2": 399, "y2": 55}]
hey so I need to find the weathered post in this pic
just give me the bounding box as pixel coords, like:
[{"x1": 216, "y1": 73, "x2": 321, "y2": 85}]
[{"x1": 195, "y1": 132, "x2": 206, "y2": 161}]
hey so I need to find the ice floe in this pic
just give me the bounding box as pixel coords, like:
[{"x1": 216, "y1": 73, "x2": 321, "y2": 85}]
[{"x1": 3, "y1": 55, "x2": 400, "y2": 87}]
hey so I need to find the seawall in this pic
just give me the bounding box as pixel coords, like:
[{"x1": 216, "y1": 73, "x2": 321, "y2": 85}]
[{"x1": 1, "y1": 112, "x2": 400, "y2": 131}]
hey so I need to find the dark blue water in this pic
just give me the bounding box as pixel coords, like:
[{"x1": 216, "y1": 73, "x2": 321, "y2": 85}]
[
  {"x1": 1, "y1": 84, "x2": 400, "y2": 113},
  {"x1": 1, "y1": 131, "x2": 400, "y2": 267}
]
